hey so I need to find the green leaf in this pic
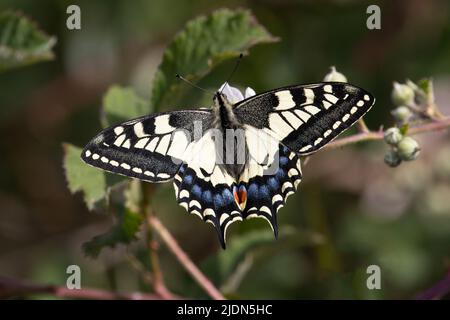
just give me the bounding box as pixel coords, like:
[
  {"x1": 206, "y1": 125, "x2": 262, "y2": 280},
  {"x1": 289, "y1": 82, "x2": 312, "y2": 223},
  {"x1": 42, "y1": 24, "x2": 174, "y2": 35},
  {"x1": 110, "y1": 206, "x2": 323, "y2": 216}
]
[
  {"x1": 63, "y1": 88, "x2": 146, "y2": 209},
  {"x1": 63, "y1": 143, "x2": 124, "y2": 210},
  {"x1": 196, "y1": 225, "x2": 324, "y2": 293},
  {"x1": 417, "y1": 78, "x2": 431, "y2": 95},
  {"x1": 399, "y1": 123, "x2": 409, "y2": 135},
  {"x1": 0, "y1": 11, "x2": 56, "y2": 72},
  {"x1": 101, "y1": 85, "x2": 151, "y2": 128},
  {"x1": 124, "y1": 179, "x2": 143, "y2": 214},
  {"x1": 216, "y1": 229, "x2": 285, "y2": 277},
  {"x1": 82, "y1": 206, "x2": 143, "y2": 258},
  {"x1": 150, "y1": 8, "x2": 279, "y2": 111},
  {"x1": 201, "y1": 227, "x2": 295, "y2": 284},
  {"x1": 417, "y1": 77, "x2": 435, "y2": 105}
]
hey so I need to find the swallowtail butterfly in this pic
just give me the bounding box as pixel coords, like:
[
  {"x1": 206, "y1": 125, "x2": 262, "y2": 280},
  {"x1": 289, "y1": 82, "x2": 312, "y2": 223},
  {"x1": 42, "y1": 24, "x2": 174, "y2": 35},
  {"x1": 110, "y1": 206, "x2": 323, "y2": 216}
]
[{"x1": 82, "y1": 82, "x2": 375, "y2": 248}]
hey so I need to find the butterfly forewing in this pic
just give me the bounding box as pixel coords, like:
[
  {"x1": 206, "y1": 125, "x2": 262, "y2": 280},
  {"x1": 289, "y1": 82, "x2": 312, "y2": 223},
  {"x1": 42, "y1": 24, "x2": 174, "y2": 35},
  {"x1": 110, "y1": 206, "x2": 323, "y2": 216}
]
[
  {"x1": 81, "y1": 110, "x2": 213, "y2": 182},
  {"x1": 234, "y1": 82, "x2": 375, "y2": 154}
]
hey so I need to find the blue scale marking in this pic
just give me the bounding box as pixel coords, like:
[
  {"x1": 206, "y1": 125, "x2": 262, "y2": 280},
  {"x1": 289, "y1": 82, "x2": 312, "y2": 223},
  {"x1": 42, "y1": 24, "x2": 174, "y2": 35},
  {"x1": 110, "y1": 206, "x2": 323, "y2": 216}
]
[
  {"x1": 279, "y1": 156, "x2": 289, "y2": 166},
  {"x1": 267, "y1": 177, "x2": 279, "y2": 191},
  {"x1": 202, "y1": 190, "x2": 213, "y2": 205},
  {"x1": 222, "y1": 188, "x2": 235, "y2": 204},
  {"x1": 191, "y1": 184, "x2": 202, "y2": 198},
  {"x1": 213, "y1": 193, "x2": 225, "y2": 208},
  {"x1": 259, "y1": 185, "x2": 270, "y2": 199},
  {"x1": 276, "y1": 167, "x2": 286, "y2": 180},
  {"x1": 247, "y1": 183, "x2": 258, "y2": 199},
  {"x1": 183, "y1": 174, "x2": 194, "y2": 185}
]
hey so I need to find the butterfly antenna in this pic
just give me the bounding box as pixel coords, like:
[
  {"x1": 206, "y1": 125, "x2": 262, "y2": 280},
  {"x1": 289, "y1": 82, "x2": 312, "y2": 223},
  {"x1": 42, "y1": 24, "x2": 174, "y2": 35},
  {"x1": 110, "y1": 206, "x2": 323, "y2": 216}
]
[
  {"x1": 175, "y1": 74, "x2": 213, "y2": 94},
  {"x1": 220, "y1": 53, "x2": 243, "y2": 94}
]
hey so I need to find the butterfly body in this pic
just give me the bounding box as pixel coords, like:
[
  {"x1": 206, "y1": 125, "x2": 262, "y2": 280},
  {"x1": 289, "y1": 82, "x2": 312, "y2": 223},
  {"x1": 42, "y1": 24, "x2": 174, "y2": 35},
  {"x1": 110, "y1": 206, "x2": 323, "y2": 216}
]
[
  {"x1": 212, "y1": 92, "x2": 249, "y2": 179},
  {"x1": 82, "y1": 82, "x2": 375, "y2": 248}
]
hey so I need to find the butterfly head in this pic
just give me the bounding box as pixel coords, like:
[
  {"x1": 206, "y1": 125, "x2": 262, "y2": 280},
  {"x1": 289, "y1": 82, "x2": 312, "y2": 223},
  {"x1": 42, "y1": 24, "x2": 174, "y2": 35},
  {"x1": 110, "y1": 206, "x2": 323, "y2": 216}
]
[
  {"x1": 213, "y1": 91, "x2": 230, "y2": 108},
  {"x1": 213, "y1": 91, "x2": 239, "y2": 129}
]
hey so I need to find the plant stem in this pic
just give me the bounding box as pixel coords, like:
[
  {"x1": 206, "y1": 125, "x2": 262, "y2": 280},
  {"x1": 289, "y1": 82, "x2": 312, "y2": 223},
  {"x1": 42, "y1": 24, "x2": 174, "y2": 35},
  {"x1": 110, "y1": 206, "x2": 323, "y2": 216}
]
[
  {"x1": 356, "y1": 119, "x2": 370, "y2": 133},
  {"x1": 325, "y1": 117, "x2": 450, "y2": 150},
  {"x1": 148, "y1": 215, "x2": 226, "y2": 300},
  {"x1": 140, "y1": 182, "x2": 176, "y2": 300},
  {"x1": 0, "y1": 277, "x2": 161, "y2": 300},
  {"x1": 415, "y1": 271, "x2": 450, "y2": 300},
  {"x1": 126, "y1": 252, "x2": 154, "y2": 286},
  {"x1": 148, "y1": 234, "x2": 174, "y2": 299}
]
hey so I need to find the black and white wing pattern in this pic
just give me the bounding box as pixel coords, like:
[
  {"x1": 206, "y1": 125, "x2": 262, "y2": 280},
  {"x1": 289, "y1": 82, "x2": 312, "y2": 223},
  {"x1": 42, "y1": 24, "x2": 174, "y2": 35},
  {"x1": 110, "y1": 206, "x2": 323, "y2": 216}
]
[
  {"x1": 173, "y1": 161, "x2": 242, "y2": 249},
  {"x1": 234, "y1": 82, "x2": 375, "y2": 154},
  {"x1": 170, "y1": 113, "x2": 305, "y2": 247},
  {"x1": 230, "y1": 82, "x2": 374, "y2": 235},
  {"x1": 172, "y1": 139, "x2": 302, "y2": 247},
  {"x1": 237, "y1": 138, "x2": 302, "y2": 238},
  {"x1": 81, "y1": 81, "x2": 375, "y2": 249},
  {"x1": 82, "y1": 110, "x2": 213, "y2": 182},
  {"x1": 172, "y1": 128, "x2": 245, "y2": 248}
]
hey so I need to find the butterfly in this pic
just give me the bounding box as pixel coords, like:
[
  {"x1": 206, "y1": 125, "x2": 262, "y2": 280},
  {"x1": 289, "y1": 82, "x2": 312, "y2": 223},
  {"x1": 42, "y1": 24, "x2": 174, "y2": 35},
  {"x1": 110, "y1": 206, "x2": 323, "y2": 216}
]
[{"x1": 82, "y1": 82, "x2": 375, "y2": 248}]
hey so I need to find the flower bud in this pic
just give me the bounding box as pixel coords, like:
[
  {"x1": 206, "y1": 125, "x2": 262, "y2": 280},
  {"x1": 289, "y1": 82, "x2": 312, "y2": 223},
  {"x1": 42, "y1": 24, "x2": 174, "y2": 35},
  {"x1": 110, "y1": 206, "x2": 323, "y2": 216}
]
[
  {"x1": 397, "y1": 137, "x2": 420, "y2": 161},
  {"x1": 391, "y1": 106, "x2": 413, "y2": 123},
  {"x1": 391, "y1": 82, "x2": 415, "y2": 106},
  {"x1": 323, "y1": 66, "x2": 347, "y2": 83},
  {"x1": 384, "y1": 149, "x2": 402, "y2": 167},
  {"x1": 384, "y1": 127, "x2": 403, "y2": 145}
]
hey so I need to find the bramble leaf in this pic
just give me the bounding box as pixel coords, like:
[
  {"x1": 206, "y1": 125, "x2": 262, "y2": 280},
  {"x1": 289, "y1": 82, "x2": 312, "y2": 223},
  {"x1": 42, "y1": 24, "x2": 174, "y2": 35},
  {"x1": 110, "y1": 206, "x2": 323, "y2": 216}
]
[
  {"x1": 82, "y1": 206, "x2": 143, "y2": 258},
  {"x1": 63, "y1": 143, "x2": 124, "y2": 210},
  {"x1": 400, "y1": 123, "x2": 409, "y2": 136},
  {"x1": 101, "y1": 86, "x2": 151, "y2": 128},
  {"x1": 150, "y1": 8, "x2": 278, "y2": 111},
  {"x1": 0, "y1": 11, "x2": 56, "y2": 72}
]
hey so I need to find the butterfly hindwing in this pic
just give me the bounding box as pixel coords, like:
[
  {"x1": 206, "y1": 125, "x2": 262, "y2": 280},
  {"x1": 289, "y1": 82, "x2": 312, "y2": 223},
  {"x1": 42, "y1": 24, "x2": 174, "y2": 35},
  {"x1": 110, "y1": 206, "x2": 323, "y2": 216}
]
[
  {"x1": 174, "y1": 163, "x2": 242, "y2": 248},
  {"x1": 234, "y1": 82, "x2": 375, "y2": 154},
  {"x1": 238, "y1": 144, "x2": 302, "y2": 238},
  {"x1": 81, "y1": 110, "x2": 213, "y2": 182}
]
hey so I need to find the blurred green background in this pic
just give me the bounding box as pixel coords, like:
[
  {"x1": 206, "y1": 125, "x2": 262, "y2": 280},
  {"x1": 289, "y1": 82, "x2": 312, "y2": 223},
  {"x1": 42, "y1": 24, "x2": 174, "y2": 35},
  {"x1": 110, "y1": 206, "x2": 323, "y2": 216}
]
[{"x1": 1, "y1": 0, "x2": 450, "y2": 299}]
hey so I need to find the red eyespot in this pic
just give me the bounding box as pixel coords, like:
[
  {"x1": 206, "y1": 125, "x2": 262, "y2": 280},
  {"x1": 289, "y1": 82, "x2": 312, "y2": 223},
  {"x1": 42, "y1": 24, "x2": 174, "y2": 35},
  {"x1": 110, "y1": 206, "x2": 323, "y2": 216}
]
[
  {"x1": 233, "y1": 188, "x2": 240, "y2": 204},
  {"x1": 238, "y1": 188, "x2": 247, "y2": 204},
  {"x1": 233, "y1": 185, "x2": 247, "y2": 207}
]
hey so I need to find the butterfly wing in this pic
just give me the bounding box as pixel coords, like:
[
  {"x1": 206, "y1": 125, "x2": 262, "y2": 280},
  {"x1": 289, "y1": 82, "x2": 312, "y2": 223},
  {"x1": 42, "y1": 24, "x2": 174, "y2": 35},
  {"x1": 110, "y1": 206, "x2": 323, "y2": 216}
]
[
  {"x1": 234, "y1": 82, "x2": 375, "y2": 154},
  {"x1": 174, "y1": 162, "x2": 242, "y2": 249},
  {"x1": 81, "y1": 110, "x2": 213, "y2": 182},
  {"x1": 172, "y1": 128, "x2": 244, "y2": 248},
  {"x1": 238, "y1": 133, "x2": 302, "y2": 238},
  {"x1": 233, "y1": 82, "x2": 374, "y2": 232}
]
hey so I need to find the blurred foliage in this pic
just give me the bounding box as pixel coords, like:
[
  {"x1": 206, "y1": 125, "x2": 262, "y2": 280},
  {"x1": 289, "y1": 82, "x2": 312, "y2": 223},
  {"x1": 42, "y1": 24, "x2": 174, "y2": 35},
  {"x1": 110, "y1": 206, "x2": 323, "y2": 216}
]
[
  {"x1": 1, "y1": 0, "x2": 450, "y2": 300},
  {"x1": 151, "y1": 8, "x2": 278, "y2": 111},
  {"x1": 83, "y1": 205, "x2": 143, "y2": 258},
  {"x1": 0, "y1": 11, "x2": 56, "y2": 72},
  {"x1": 83, "y1": 179, "x2": 144, "y2": 258},
  {"x1": 101, "y1": 86, "x2": 151, "y2": 128}
]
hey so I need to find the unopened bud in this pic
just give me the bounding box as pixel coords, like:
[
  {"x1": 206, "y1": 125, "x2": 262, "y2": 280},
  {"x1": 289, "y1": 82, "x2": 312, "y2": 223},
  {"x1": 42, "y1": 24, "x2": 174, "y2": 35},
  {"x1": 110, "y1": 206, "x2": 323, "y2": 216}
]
[
  {"x1": 384, "y1": 127, "x2": 403, "y2": 145},
  {"x1": 323, "y1": 66, "x2": 347, "y2": 83},
  {"x1": 391, "y1": 106, "x2": 413, "y2": 123},
  {"x1": 392, "y1": 82, "x2": 415, "y2": 106},
  {"x1": 397, "y1": 137, "x2": 420, "y2": 161},
  {"x1": 384, "y1": 149, "x2": 402, "y2": 167}
]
